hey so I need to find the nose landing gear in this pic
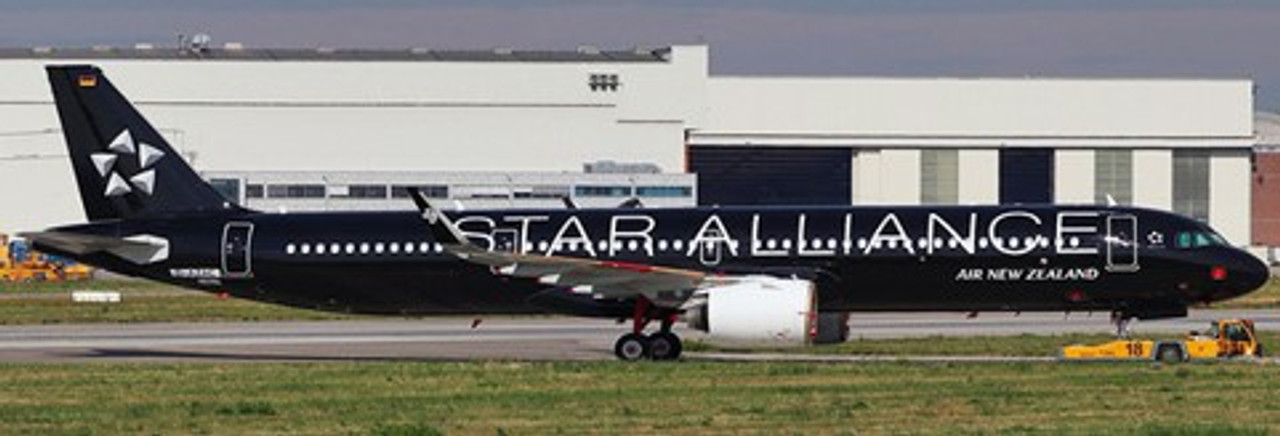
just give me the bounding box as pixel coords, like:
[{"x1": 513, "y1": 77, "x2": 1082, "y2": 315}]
[
  {"x1": 1110, "y1": 310, "x2": 1134, "y2": 338},
  {"x1": 613, "y1": 297, "x2": 684, "y2": 361}
]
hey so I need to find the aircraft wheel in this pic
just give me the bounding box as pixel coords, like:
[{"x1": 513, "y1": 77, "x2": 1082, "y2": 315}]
[
  {"x1": 1155, "y1": 344, "x2": 1184, "y2": 364},
  {"x1": 614, "y1": 333, "x2": 650, "y2": 361},
  {"x1": 647, "y1": 332, "x2": 683, "y2": 361}
]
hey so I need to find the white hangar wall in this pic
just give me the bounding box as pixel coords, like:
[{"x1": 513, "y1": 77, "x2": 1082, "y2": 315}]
[
  {"x1": 701, "y1": 77, "x2": 1251, "y2": 137},
  {"x1": 0, "y1": 46, "x2": 708, "y2": 231},
  {"x1": 691, "y1": 76, "x2": 1255, "y2": 244}
]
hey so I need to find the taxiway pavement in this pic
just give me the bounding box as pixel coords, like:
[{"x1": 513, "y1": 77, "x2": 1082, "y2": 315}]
[{"x1": 0, "y1": 309, "x2": 1273, "y2": 362}]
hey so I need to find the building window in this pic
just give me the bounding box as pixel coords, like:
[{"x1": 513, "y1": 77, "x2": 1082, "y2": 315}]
[
  {"x1": 920, "y1": 149, "x2": 958, "y2": 204},
  {"x1": 636, "y1": 186, "x2": 692, "y2": 198},
  {"x1": 338, "y1": 185, "x2": 388, "y2": 199},
  {"x1": 456, "y1": 186, "x2": 512, "y2": 199},
  {"x1": 391, "y1": 185, "x2": 449, "y2": 199},
  {"x1": 588, "y1": 73, "x2": 620, "y2": 92},
  {"x1": 208, "y1": 178, "x2": 241, "y2": 204},
  {"x1": 246, "y1": 184, "x2": 264, "y2": 199},
  {"x1": 1094, "y1": 150, "x2": 1132, "y2": 205},
  {"x1": 999, "y1": 148, "x2": 1054, "y2": 204},
  {"x1": 1173, "y1": 149, "x2": 1211, "y2": 221},
  {"x1": 575, "y1": 186, "x2": 632, "y2": 197},
  {"x1": 267, "y1": 184, "x2": 326, "y2": 199},
  {"x1": 514, "y1": 185, "x2": 571, "y2": 199}
]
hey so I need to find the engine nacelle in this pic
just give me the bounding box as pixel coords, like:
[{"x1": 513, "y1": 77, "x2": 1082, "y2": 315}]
[{"x1": 685, "y1": 276, "x2": 817, "y2": 346}]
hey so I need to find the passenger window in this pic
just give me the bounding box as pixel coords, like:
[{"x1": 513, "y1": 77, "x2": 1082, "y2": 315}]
[{"x1": 1176, "y1": 232, "x2": 1192, "y2": 249}]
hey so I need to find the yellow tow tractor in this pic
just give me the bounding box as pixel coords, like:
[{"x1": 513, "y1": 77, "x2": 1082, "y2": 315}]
[
  {"x1": 1062, "y1": 319, "x2": 1263, "y2": 363},
  {"x1": 1, "y1": 233, "x2": 94, "y2": 283}
]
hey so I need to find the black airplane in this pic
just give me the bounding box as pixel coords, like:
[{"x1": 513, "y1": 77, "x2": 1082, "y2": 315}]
[{"x1": 25, "y1": 65, "x2": 1270, "y2": 361}]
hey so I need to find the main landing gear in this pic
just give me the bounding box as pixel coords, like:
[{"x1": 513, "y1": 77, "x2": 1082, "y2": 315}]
[{"x1": 614, "y1": 297, "x2": 683, "y2": 361}]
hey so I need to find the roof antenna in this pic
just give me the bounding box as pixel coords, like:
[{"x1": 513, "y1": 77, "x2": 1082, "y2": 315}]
[
  {"x1": 1105, "y1": 194, "x2": 1118, "y2": 207},
  {"x1": 561, "y1": 196, "x2": 578, "y2": 210}
]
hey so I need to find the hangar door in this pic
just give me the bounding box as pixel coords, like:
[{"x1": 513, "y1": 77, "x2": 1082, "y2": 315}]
[
  {"x1": 688, "y1": 146, "x2": 852, "y2": 206},
  {"x1": 1000, "y1": 148, "x2": 1054, "y2": 204}
]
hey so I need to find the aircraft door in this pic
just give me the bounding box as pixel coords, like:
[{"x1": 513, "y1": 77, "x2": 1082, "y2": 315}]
[
  {"x1": 1105, "y1": 214, "x2": 1139, "y2": 272},
  {"x1": 221, "y1": 222, "x2": 254, "y2": 278},
  {"x1": 699, "y1": 229, "x2": 723, "y2": 267}
]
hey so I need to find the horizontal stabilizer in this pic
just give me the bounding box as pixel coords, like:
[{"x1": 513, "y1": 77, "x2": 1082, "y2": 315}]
[{"x1": 21, "y1": 231, "x2": 169, "y2": 264}]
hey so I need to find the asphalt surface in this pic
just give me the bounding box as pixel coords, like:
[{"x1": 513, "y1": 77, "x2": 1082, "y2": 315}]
[{"x1": 0, "y1": 309, "x2": 1275, "y2": 363}]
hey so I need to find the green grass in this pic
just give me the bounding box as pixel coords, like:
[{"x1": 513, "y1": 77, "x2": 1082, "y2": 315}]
[
  {"x1": 0, "y1": 278, "x2": 175, "y2": 294},
  {"x1": 0, "y1": 360, "x2": 1277, "y2": 434},
  {"x1": 0, "y1": 279, "x2": 357, "y2": 324}
]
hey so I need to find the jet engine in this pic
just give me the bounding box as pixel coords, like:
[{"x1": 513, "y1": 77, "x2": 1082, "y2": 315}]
[{"x1": 684, "y1": 276, "x2": 822, "y2": 346}]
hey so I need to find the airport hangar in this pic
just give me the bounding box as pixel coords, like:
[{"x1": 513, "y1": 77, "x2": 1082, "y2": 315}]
[{"x1": 0, "y1": 44, "x2": 1259, "y2": 253}]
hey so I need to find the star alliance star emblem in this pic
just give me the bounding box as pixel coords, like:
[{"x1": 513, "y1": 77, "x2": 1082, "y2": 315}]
[
  {"x1": 92, "y1": 129, "x2": 164, "y2": 197},
  {"x1": 1147, "y1": 231, "x2": 1164, "y2": 246},
  {"x1": 422, "y1": 208, "x2": 440, "y2": 224}
]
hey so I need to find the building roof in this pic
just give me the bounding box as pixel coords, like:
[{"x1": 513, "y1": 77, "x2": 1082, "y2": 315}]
[{"x1": 0, "y1": 46, "x2": 671, "y2": 63}]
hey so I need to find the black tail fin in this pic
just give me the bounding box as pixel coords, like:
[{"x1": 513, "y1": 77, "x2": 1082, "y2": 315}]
[{"x1": 47, "y1": 65, "x2": 238, "y2": 221}]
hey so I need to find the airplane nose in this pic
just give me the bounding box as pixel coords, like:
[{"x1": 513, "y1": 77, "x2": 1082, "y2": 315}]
[{"x1": 1228, "y1": 250, "x2": 1270, "y2": 297}]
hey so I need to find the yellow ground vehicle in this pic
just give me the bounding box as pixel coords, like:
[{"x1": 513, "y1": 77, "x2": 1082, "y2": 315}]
[
  {"x1": 1, "y1": 233, "x2": 94, "y2": 282},
  {"x1": 1062, "y1": 319, "x2": 1263, "y2": 363}
]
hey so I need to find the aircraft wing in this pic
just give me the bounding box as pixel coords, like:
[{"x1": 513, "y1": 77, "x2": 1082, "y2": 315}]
[{"x1": 407, "y1": 189, "x2": 713, "y2": 301}]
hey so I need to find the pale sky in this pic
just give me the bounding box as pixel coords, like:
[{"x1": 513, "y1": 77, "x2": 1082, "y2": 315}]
[{"x1": 3, "y1": 0, "x2": 1277, "y2": 110}]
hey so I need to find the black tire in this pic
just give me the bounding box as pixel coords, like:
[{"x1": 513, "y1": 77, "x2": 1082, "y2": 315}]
[
  {"x1": 614, "y1": 333, "x2": 650, "y2": 361},
  {"x1": 648, "y1": 332, "x2": 683, "y2": 361},
  {"x1": 814, "y1": 312, "x2": 851, "y2": 345},
  {"x1": 1255, "y1": 343, "x2": 1265, "y2": 358},
  {"x1": 1156, "y1": 344, "x2": 1184, "y2": 364}
]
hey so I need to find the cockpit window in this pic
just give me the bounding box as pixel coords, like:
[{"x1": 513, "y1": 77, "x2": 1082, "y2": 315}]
[
  {"x1": 1177, "y1": 232, "x2": 1192, "y2": 248},
  {"x1": 1209, "y1": 233, "x2": 1229, "y2": 246},
  {"x1": 1195, "y1": 233, "x2": 1213, "y2": 247},
  {"x1": 1175, "y1": 231, "x2": 1228, "y2": 249}
]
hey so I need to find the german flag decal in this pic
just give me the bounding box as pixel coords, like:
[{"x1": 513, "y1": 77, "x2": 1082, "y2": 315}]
[{"x1": 77, "y1": 74, "x2": 97, "y2": 88}]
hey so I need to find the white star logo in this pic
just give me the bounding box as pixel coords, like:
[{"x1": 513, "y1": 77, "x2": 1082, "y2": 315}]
[
  {"x1": 1147, "y1": 231, "x2": 1165, "y2": 246},
  {"x1": 421, "y1": 208, "x2": 440, "y2": 224},
  {"x1": 93, "y1": 129, "x2": 164, "y2": 197}
]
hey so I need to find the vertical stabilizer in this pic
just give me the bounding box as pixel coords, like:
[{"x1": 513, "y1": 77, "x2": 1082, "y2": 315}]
[{"x1": 47, "y1": 65, "x2": 238, "y2": 221}]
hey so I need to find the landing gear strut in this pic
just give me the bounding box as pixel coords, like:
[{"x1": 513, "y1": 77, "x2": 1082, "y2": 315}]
[
  {"x1": 613, "y1": 297, "x2": 683, "y2": 361},
  {"x1": 1110, "y1": 310, "x2": 1134, "y2": 338}
]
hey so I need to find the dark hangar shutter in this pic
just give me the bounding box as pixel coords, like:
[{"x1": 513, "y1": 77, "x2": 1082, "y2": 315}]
[
  {"x1": 999, "y1": 148, "x2": 1055, "y2": 204},
  {"x1": 688, "y1": 146, "x2": 851, "y2": 206}
]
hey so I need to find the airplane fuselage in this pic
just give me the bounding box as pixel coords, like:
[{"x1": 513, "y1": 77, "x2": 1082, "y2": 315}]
[{"x1": 54, "y1": 204, "x2": 1266, "y2": 319}]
